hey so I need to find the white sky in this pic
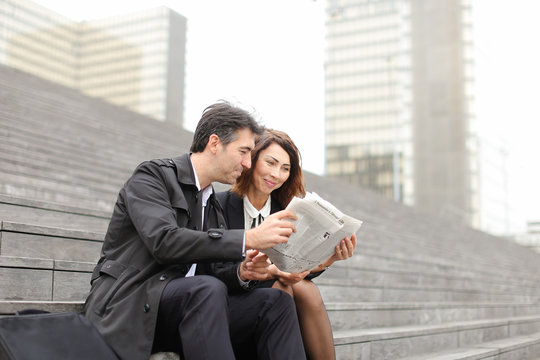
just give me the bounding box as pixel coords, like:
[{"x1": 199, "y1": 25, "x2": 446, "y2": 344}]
[
  {"x1": 472, "y1": 1, "x2": 540, "y2": 232},
  {"x1": 30, "y1": 0, "x2": 540, "y2": 233}
]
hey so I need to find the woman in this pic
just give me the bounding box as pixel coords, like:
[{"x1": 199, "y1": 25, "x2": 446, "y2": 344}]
[{"x1": 217, "y1": 129, "x2": 357, "y2": 360}]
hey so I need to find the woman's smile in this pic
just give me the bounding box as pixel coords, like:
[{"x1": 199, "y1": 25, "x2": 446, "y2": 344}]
[{"x1": 264, "y1": 178, "x2": 277, "y2": 188}]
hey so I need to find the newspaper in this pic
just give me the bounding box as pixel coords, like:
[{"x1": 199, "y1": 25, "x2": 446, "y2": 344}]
[{"x1": 264, "y1": 192, "x2": 363, "y2": 273}]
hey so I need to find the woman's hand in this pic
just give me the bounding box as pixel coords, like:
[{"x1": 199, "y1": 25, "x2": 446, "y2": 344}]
[
  {"x1": 270, "y1": 264, "x2": 310, "y2": 286},
  {"x1": 333, "y1": 233, "x2": 357, "y2": 261},
  {"x1": 238, "y1": 250, "x2": 272, "y2": 281},
  {"x1": 313, "y1": 233, "x2": 357, "y2": 272}
]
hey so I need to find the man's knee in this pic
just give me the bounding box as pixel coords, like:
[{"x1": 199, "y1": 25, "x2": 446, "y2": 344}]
[
  {"x1": 195, "y1": 275, "x2": 228, "y2": 297},
  {"x1": 161, "y1": 275, "x2": 227, "y2": 305},
  {"x1": 257, "y1": 288, "x2": 297, "y2": 319}
]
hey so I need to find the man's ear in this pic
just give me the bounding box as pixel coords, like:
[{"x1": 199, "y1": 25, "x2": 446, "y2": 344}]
[{"x1": 207, "y1": 134, "x2": 221, "y2": 154}]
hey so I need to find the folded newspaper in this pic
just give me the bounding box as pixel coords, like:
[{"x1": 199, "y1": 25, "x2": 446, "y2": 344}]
[{"x1": 264, "y1": 192, "x2": 363, "y2": 273}]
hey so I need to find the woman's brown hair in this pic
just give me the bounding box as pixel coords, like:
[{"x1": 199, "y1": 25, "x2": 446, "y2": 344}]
[{"x1": 232, "y1": 129, "x2": 306, "y2": 208}]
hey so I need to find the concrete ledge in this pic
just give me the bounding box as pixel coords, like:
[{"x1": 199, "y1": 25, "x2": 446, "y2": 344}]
[
  {"x1": 0, "y1": 171, "x2": 117, "y2": 211},
  {"x1": 0, "y1": 255, "x2": 94, "y2": 272},
  {"x1": 0, "y1": 256, "x2": 93, "y2": 301},
  {"x1": 334, "y1": 315, "x2": 540, "y2": 344},
  {"x1": 0, "y1": 132, "x2": 135, "y2": 179},
  {"x1": 316, "y1": 277, "x2": 540, "y2": 303},
  {"x1": 1, "y1": 221, "x2": 104, "y2": 241},
  {"x1": 333, "y1": 316, "x2": 540, "y2": 359},
  {"x1": 326, "y1": 301, "x2": 540, "y2": 331},
  {"x1": 0, "y1": 200, "x2": 109, "y2": 234},
  {"x1": 0, "y1": 193, "x2": 111, "y2": 219},
  {"x1": 402, "y1": 332, "x2": 540, "y2": 359},
  {"x1": 0, "y1": 300, "x2": 84, "y2": 315},
  {"x1": 0, "y1": 230, "x2": 101, "y2": 262}
]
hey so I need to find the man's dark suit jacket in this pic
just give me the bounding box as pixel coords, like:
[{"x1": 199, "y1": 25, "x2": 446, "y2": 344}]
[{"x1": 83, "y1": 154, "x2": 246, "y2": 360}]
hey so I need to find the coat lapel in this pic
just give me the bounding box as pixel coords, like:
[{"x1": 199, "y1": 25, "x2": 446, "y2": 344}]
[{"x1": 226, "y1": 192, "x2": 245, "y2": 230}]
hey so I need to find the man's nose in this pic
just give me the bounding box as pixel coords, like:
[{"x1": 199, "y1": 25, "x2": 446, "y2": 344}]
[{"x1": 242, "y1": 156, "x2": 251, "y2": 169}]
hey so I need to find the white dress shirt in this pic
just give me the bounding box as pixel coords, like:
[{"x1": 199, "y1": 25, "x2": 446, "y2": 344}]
[
  {"x1": 186, "y1": 159, "x2": 246, "y2": 282},
  {"x1": 185, "y1": 160, "x2": 213, "y2": 277},
  {"x1": 243, "y1": 195, "x2": 272, "y2": 229}
]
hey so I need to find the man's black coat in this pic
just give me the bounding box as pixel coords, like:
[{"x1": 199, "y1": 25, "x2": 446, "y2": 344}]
[{"x1": 83, "y1": 154, "x2": 245, "y2": 360}]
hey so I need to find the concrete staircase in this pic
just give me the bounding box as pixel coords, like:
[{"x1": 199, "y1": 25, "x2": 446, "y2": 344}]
[
  {"x1": 304, "y1": 174, "x2": 540, "y2": 359},
  {"x1": 2, "y1": 63, "x2": 540, "y2": 359}
]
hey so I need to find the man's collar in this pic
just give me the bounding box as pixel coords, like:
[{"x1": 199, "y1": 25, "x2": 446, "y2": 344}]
[
  {"x1": 190, "y1": 155, "x2": 202, "y2": 191},
  {"x1": 172, "y1": 154, "x2": 197, "y2": 186},
  {"x1": 188, "y1": 153, "x2": 213, "y2": 205},
  {"x1": 172, "y1": 154, "x2": 213, "y2": 204}
]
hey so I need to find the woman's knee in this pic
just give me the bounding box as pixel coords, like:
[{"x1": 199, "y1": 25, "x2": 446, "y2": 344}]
[
  {"x1": 272, "y1": 280, "x2": 294, "y2": 297},
  {"x1": 292, "y1": 280, "x2": 324, "y2": 307}
]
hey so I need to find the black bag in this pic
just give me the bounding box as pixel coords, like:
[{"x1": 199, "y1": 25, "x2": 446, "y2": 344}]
[{"x1": 0, "y1": 310, "x2": 118, "y2": 360}]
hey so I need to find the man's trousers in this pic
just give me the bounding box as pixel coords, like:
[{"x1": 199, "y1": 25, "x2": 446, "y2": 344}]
[{"x1": 152, "y1": 275, "x2": 306, "y2": 360}]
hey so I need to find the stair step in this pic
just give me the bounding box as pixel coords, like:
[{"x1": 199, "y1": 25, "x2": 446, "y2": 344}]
[
  {"x1": 0, "y1": 198, "x2": 109, "y2": 233},
  {"x1": 0, "y1": 153, "x2": 123, "y2": 193},
  {"x1": 325, "y1": 261, "x2": 540, "y2": 298},
  {"x1": 325, "y1": 301, "x2": 540, "y2": 331},
  {"x1": 316, "y1": 277, "x2": 540, "y2": 303},
  {"x1": 0, "y1": 194, "x2": 111, "y2": 219},
  {"x1": 0, "y1": 221, "x2": 103, "y2": 262},
  {"x1": 333, "y1": 316, "x2": 540, "y2": 359},
  {"x1": 0, "y1": 171, "x2": 117, "y2": 211},
  {"x1": 403, "y1": 332, "x2": 540, "y2": 359},
  {"x1": 0, "y1": 256, "x2": 93, "y2": 301},
  {"x1": 0, "y1": 300, "x2": 84, "y2": 315},
  {"x1": 0, "y1": 126, "x2": 136, "y2": 179},
  {"x1": 329, "y1": 252, "x2": 540, "y2": 289}
]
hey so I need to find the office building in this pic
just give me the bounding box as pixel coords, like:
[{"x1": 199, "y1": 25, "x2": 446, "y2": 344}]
[
  {"x1": 515, "y1": 220, "x2": 540, "y2": 253},
  {"x1": 324, "y1": 0, "x2": 508, "y2": 233},
  {"x1": 0, "y1": 0, "x2": 186, "y2": 124}
]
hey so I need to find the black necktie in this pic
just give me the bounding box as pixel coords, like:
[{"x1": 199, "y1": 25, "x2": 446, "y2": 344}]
[
  {"x1": 203, "y1": 202, "x2": 210, "y2": 231},
  {"x1": 193, "y1": 190, "x2": 204, "y2": 231},
  {"x1": 251, "y1": 214, "x2": 263, "y2": 229}
]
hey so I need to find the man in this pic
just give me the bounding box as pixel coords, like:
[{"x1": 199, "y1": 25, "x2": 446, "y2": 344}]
[{"x1": 83, "y1": 102, "x2": 306, "y2": 360}]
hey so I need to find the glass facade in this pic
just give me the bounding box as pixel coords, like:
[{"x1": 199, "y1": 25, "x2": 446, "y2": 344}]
[
  {"x1": 0, "y1": 0, "x2": 77, "y2": 87},
  {"x1": 325, "y1": 0, "x2": 411, "y2": 203},
  {"x1": 325, "y1": 0, "x2": 507, "y2": 234},
  {"x1": 515, "y1": 220, "x2": 540, "y2": 253},
  {"x1": 0, "y1": 0, "x2": 186, "y2": 124}
]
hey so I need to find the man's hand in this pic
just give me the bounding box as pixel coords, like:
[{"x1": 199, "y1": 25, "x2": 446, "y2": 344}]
[
  {"x1": 244, "y1": 209, "x2": 297, "y2": 250},
  {"x1": 238, "y1": 250, "x2": 272, "y2": 281}
]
